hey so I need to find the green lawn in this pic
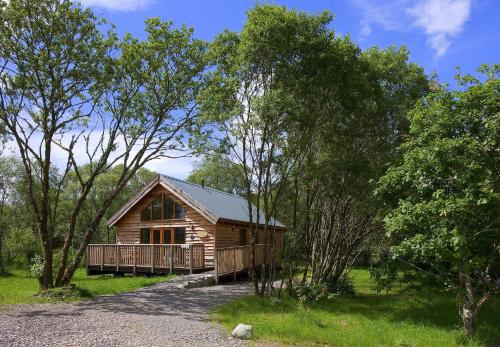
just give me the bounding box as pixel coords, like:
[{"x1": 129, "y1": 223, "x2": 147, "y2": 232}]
[
  {"x1": 0, "y1": 268, "x2": 173, "y2": 305},
  {"x1": 212, "y1": 269, "x2": 500, "y2": 347}
]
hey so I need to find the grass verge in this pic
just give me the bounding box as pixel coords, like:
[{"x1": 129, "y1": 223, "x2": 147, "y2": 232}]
[
  {"x1": 212, "y1": 269, "x2": 499, "y2": 347},
  {"x1": 0, "y1": 268, "x2": 173, "y2": 305}
]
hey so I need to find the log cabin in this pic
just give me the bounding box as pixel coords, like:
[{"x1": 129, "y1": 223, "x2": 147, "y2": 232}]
[{"x1": 86, "y1": 174, "x2": 286, "y2": 281}]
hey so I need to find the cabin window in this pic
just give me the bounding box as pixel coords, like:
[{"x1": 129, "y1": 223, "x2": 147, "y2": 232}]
[
  {"x1": 163, "y1": 196, "x2": 174, "y2": 219},
  {"x1": 239, "y1": 229, "x2": 247, "y2": 246},
  {"x1": 174, "y1": 227, "x2": 186, "y2": 244},
  {"x1": 162, "y1": 229, "x2": 171, "y2": 244},
  {"x1": 152, "y1": 228, "x2": 161, "y2": 244},
  {"x1": 175, "y1": 204, "x2": 185, "y2": 219},
  {"x1": 141, "y1": 205, "x2": 152, "y2": 221},
  {"x1": 140, "y1": 194, "x2": 186, "y2": 221},
  {"x1": 140, "y1": 227, "x2": 185, "y2": 244},
  {"x1": 140, "y1": 228, "x2": 150, "y2": 244},
  {"x1": 151, "y1": 198, "x2": 162, "y2": 220}
]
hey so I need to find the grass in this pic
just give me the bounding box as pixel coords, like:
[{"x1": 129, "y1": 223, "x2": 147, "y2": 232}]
[
  {"x1": 0, "y1": 268, "x2": 174, "y2": 305},
  {"x1": 212, "y1": 269, "x2": 500, "y2": 347}
]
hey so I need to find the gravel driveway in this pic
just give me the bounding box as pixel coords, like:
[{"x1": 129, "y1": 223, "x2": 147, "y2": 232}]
[{"x1": 0, "y1": 275, "x2": 254, "y2": 347}]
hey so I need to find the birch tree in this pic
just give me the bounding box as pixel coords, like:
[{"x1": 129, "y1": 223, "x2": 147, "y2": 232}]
[{"x1": 0, "y1": 0, "x2": 207, "y2": 288}]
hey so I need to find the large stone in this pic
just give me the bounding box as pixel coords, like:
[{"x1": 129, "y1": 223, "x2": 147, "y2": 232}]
[
  {"x1": 183, "y1": 275, "x2": 216, "y2": 289},
  {"x1": 231, "y1": 324, "x2": 253, "y2": 340}
]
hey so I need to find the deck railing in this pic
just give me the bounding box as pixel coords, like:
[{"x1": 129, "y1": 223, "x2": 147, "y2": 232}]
[
  {"x1": 214, "y1": 244, "x2": 278, "y2": 283},
  {"x1": 86, "y1": 244, "x2": 205, "y2": 274}
]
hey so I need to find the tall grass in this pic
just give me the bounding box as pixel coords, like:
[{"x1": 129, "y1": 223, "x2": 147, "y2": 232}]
[{"x1": 212, "y1": 269, "x2": 499, "y2": 347}]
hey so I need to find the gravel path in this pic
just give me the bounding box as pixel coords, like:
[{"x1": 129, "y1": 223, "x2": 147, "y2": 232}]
[{"x1": 0, "y1": 275, "x2": 255, "y2": 347}]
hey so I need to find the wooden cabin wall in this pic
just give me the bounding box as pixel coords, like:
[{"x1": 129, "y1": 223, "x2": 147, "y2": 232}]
[
  {"x1": 115, "y1": 184, "x2": 215, "y2": 267},
  {"x1": 214, "y1": 222, "x2": 284, "y2": 253}
]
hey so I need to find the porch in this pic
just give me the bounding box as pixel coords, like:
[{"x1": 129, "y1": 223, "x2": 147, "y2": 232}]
[
  {"x1": 86, "y1": 244, "x2": 206, "y2": 275},
  {"x1": 85, "y1": 243, "x2": 279, "y2": 281}
]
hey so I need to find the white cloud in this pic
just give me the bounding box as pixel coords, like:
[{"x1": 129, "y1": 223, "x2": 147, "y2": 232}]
[
  {"x1": 352, "y1": 0, "x2": 472, "y2": 57},
  {"x1": 79, "y1": 0, "x2": 154, "y2": 12},
  {"x1": 407, "y1": 0, "x2": 471, "y2": 57}
]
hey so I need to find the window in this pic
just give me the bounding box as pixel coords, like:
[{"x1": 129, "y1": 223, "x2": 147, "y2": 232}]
[
  {"x1": 175, "y1": 204, "x2": 185, "y2": 219},
  {"x1": 174, "y1": 227, "x2": 186, "y2": 244},
  {"x1": 239, "y1": 229, "x2": 247, "y2": 246},
  {"x1": 163, "y1": 196, "x2": 174, "y2": 219},
  {"x1": 162, "y1": 229, "x2": 171, "y2": 244},
  {"x1": 140, "y1": 228, "x2": 150, "y2": 244},
  {"x1": 152, "y1": 228, "x2": 161, "y2": 244},
  {"x1": 140, "y1": 194, "x2": 186, "y2": 221},
  {"x1": 152, "y1": 198, "x2": 162, "y2": 220},
  {"x1": 141, "y1": 205, "x2": 151, "y2": 221}
]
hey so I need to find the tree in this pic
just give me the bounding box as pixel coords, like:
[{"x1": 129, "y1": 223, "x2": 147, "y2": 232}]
[
  {"x1": 0, "y1": 0, "x2": 207, "y2": 288},
  {"x1": 377, "y1": 65, "x2": 500, "y2": 336},
  {"x1": 200, "y1": 4, "x2": 332, "y2": 295},
  {"x1": 0, "y1": 157, "x2": 23, "y2": 273},
  {"x1": 278, "y1": 44, "x2": 429, "y2": 294},
  {"x1": 187, "y1": 155, "x2": 246, "y2": 195}
]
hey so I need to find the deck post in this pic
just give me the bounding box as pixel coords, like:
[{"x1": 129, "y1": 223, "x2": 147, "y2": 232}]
[
  {"x1": 116, "y1": 245, "x2": 120, "y2": 272},
  {"x1": 201, "y1": 245, "x2": 205, "y2": 269},
  {"x1": 214, "y1": 248, "x2": 219, "y2": 285},
  {"x1": 151, "y1": 245, "x2": 155, "y2": 273},
  {"x1": 133, "y1": 245, "x2": 137, "y2": 274},
  {"x1": 233, "y1": 247, "x2": 237, "y2": 283},
  {"x1": 189, "y1": 244, "x2": 193, "y2": 274},
  {"x1": 169, "y1": 245, "x2": 174, "y2": 274},
  {"x1": 100, "y1": 245, "x2": 104, "y2": 271}
]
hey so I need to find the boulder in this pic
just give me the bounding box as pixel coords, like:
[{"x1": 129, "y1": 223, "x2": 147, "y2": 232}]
[
  {"x1": 183, "y1": 275, "x2": 216, "y2": 289},
  {"x1": 231, "y1": 324, "x2": 253, "y2": 340}
]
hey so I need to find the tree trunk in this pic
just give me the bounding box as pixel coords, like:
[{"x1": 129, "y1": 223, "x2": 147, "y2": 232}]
[
  {"x1": 461, "y1": 302, "x2": 476, "y2": 336},
  {"x1": 40, "y1": 236, "x2": 53, "y2": 289},
  {"x1": 0, "y1": 232, "x2": 5, "y2": 274}
]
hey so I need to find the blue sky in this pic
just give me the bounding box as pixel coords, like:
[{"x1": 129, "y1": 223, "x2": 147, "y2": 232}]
[
  {"x1": 75, "y1": 0, "x2": 498, "y2": 178},
  {"x1": 82, "y1": 0, "x2": 499, "y2": 86}
]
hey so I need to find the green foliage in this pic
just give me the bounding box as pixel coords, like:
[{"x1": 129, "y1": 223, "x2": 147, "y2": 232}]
[
  {"x1": 187, "y1": 155, "x2": 246, "y2": 196},
  {"x1": 4, "y1": 227, "x2": 39, "y2": 267},
  {"x1": 377, "y1": 65, "x2": 500, "y2": 333},
  {"x1": 294, "y1": 277, "x2": 355, "y2": 304},
  {"x1": 29, "y1": 255, "x2": 44, "y2": 280}
]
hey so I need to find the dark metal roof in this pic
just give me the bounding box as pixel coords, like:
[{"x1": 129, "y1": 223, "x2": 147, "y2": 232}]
[{"x1": 159, "y1": 175, "x2": 286, "y2": 228}]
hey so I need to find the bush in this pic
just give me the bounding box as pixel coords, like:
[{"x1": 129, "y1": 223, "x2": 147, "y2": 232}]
[
  {"x1": 294, "y1": 277, "x2": 355, "y2": 304},
  {"x1": 30, "y1": 255, "x2": 44, "y2": 282},
  {"x1": 4, "y1": 227, "x2": 39, "y2": 268}
]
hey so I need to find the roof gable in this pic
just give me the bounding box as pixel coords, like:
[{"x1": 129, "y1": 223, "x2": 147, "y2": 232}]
[{"x1": 107, "y1": 174, "x2": 286, "y2": 228}]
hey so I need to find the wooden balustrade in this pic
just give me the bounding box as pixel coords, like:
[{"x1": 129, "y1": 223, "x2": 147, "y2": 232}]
[
  {"x1": 86, "y1": 244, "x2": 205, "y2": 274},
  {"x1": 214, "y1": 244, "x2": 278, "y2": 283}
]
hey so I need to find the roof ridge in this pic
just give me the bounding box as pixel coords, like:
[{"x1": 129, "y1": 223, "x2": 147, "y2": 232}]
[{"x1": 159, "y1": 174, "x2": 246, "y2": 200}]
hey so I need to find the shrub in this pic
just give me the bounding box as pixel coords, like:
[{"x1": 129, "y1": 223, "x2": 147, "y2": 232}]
[
  {"x1": 294, "y1": 277, "x2": 355, "y2": 304},
  {"x1": 4, "y1": 227, "x2": 39, "y2": 268}
]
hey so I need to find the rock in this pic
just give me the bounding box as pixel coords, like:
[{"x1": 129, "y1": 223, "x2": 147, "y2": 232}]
[
  {"x1": 183, "y1": 275, "x2": 216, "y2": 289},
  {"x1": 231, "y1": 323, "x2": 253, "y2": 340}
]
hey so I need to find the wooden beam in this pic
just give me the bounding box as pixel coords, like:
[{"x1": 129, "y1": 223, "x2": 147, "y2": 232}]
[
  {"x1": 189, "y1": 244, "x2": 193, "y2": 274},
  {"x1": 169, "y1": 245, "x2": 174, "y2": 274},
  {"x1": 116, "y1": 245, "x2": 120, "y2": 272},
  {"x1": 100, "y1": 245, "x2": 104, "y2": 271},
  {"x1": 214, "y1": 248, "x2": 219, "y2": 285},
  {"x1": 151, "y1": 245, "x2": 155, "y2": 273},
  {"x1": 133, "y1": 245, "x2": 137, "y2": 274},
  {"x1": 233, "y1": 247, "x2": 237, "y2": 283}
]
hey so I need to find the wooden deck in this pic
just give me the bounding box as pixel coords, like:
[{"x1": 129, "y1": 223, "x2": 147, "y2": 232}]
[
  {"x1": 86, "y1": 243, "x2": 279, "y2": 282},
  {"x1": 214, "y1": 244, "x2": 278, "y2": 283},
  {"x1": 86, "y1": 244, "x2": 205, "y2": 275}
]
